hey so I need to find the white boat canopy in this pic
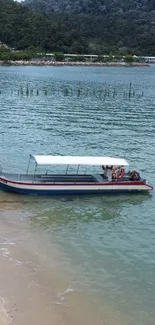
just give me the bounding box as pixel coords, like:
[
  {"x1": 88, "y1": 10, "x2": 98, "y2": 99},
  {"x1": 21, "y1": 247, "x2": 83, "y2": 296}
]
[{"x1": 32, "y1": 155, "x2": 129, "y2": 166}]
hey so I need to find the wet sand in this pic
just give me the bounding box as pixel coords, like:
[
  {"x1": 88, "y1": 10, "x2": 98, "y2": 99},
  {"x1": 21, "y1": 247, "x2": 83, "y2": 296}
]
[
  {"x1": 0, "y1": 209, "x2": 65, "y2": 325},
  {"x1": 0, "y1": 299, "x2": 12, "y2": 325},
  {"x1": 0, "y1": 199, "x2": 126, "y2": 325}
]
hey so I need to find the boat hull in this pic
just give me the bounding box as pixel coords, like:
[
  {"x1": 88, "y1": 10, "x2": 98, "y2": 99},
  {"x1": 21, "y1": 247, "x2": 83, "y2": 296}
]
[{"x1": 0, "y1": 177, "x2": 152, "y2": 195}]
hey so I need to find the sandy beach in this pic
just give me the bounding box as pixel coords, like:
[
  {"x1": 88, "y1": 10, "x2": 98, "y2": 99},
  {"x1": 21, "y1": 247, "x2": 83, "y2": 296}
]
[
  {"x1": 0, "y1": 300, "x2": 12, "y2": 325},
  {"x1": 0, "y1": 207, "x2": 65, "y2": 325},
  {"x1": 0, "y1": 201, "x2": 126, "y2": 325}
]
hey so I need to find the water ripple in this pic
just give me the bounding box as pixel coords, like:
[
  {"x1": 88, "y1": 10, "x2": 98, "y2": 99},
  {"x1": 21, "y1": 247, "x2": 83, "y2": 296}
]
[{"x1": 1, "y1": 66, "x2": 155, "y2": 325}]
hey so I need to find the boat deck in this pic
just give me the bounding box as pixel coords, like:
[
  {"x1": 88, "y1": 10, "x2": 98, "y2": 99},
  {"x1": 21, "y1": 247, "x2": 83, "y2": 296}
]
[{"x1": 0, "y1": 173, "x2": 132, "y2": 184}]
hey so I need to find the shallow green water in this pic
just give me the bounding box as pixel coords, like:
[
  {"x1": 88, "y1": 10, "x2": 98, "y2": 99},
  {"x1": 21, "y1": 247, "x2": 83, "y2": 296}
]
[{"x1": 0, "y1": 66, "x2": 155, "y2": 325}]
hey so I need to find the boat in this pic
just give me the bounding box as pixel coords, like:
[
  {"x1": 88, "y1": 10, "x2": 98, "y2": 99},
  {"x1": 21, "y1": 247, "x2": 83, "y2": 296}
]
[{"x1": 0, "y1": 155, "x2": 153, "y2": 195}]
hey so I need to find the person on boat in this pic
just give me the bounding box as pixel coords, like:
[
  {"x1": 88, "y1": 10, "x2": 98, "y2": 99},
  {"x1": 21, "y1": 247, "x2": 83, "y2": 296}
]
[
  {"x1": 112, "y1": 166, "x2": 125, "y2": 181},
  {"x1": 102, "y1": 165, "x2": 107, "y2": 178},
  {"x1": 129, "y1": 170, "x2": 140, "y2": 181},
  {"x1": 102, "y1": 165, "x2": 112, "y2": 181},
  {"x1": 106, "y1": 166, "x2": 113, "y2": 182}
]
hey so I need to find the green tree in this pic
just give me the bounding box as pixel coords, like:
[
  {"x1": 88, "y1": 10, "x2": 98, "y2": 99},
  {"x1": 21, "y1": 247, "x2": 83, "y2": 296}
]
[
  {"x1": 124, "y1": 55, "x2": 134, "y2": 63},
  {"x1": 53, "y1": 52, "x2": 65, "y2": 61},
  {"x1": 71, "y1": 55, "x2": 85, "y2": 62},
  {"x1": 1, "y1": 0, "x2": 155, "y2": 55}
]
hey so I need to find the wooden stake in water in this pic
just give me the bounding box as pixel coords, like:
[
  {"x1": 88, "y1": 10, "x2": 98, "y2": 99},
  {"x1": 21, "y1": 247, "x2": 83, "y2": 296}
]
[
  {"x1": 104, "y1": 88, "x2": 107, "y2": 98},
  {"x1": 26, "y1": 86, "x2": 29, "y2": 96},
  {"x1": 20, "y1": 87, "x2": 23, "y2": 96},
  {"x1": 113, "y1": 88, "x2": 116, "y2": 98},
  {"x1": 64, "y1": 88, "x2": 69, "y2": 96},
  {"x1": 77, "y1": 88, "x2": 81, "y2": 97},
  {"x1": 129, "y1": 82, "x2": 132, "y2": 99}
]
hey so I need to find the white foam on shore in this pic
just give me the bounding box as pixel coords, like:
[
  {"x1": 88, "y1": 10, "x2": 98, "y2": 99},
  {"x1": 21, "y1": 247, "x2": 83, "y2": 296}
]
[
  {"x1": 0, "y1": 297, "x2": 12, "y2": 325},
  {"x1": 0, "y1": 247, "x2": 22, "y2": 265},
  {"x1": 50, "y1": 286, "x2": 74, "y2": 306},
  {"x1": 0, "y1": 238, "x2": 15, "y2": 245},
  {"x1": 0, "y1": 248, "x2": 10, "y2": 257},
  {"x1": 57, "y1": 286, "x2": 74, "y2": 301}
]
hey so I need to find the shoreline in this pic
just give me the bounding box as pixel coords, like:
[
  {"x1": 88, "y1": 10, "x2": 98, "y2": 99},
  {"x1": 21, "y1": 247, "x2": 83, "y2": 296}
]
[
  {"x1": 0, "y1": 60, "x2": 149, "y2": 67},
  {"x1": 0, "y1": 205, "x2": 126, "y2": 325},
  {"x1": 0, "y1": 299, "x2": 12, "y2": 325}
]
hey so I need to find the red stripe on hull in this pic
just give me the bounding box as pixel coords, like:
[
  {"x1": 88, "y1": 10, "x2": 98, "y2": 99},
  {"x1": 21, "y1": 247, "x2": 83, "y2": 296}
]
[{"x1": 0, "y1": 177, "x2": 149, "y2": 187}]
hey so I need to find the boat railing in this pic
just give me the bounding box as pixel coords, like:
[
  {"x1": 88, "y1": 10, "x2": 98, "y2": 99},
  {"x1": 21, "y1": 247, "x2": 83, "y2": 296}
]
[{"x1": 32, "y1": 173, "x2": 98, "y2": 184}]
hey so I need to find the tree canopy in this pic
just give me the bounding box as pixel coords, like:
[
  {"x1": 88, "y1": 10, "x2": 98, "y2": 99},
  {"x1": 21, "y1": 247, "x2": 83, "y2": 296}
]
[{"x1": 0, "y1": 0, "x2": 155, "y2": 55}]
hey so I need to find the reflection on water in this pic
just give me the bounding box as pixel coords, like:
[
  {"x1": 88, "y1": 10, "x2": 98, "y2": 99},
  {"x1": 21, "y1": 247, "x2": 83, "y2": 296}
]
[
  {"x1": 0, "y1": 189, "x2": 151, "y2": 222},
  {"x1": 27, "y1": 193, "x2": 151, "y2": 226}
]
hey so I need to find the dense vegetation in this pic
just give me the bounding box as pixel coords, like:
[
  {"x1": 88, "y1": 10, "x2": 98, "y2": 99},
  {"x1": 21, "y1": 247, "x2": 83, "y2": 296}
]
[
  {"x1": 0, "y1": 0, "x2": 155, "y2": 55},
  {"x1": 24, "y1": 0, "x2": 155, "y2": 15}
]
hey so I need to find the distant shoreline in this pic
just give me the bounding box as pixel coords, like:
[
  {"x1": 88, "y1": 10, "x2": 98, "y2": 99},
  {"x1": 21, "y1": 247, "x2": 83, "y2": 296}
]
[{"x1": 0, "y1": 60, "x2": 150, "y2": 67}]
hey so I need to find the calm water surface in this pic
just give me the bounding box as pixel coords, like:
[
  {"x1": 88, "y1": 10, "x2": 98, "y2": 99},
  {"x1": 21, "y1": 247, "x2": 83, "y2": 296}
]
[{"x1": 0, "y1": 66, "x2": 155, "y2": 325}]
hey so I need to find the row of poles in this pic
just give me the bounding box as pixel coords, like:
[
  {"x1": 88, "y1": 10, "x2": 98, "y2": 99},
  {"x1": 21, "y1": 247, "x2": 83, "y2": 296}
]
[{"x1": 0, "y1": 82, "x2": 144, "y2": 99}]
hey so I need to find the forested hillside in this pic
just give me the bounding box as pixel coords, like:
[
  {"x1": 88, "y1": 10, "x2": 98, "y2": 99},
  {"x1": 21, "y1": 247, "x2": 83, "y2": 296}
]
[
  {"x1": 0, "y1": 0, "x2": 155, "y2": 55},
  {"x1": 24, "y1": 0, "x2": 155, "y2": 15}
]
